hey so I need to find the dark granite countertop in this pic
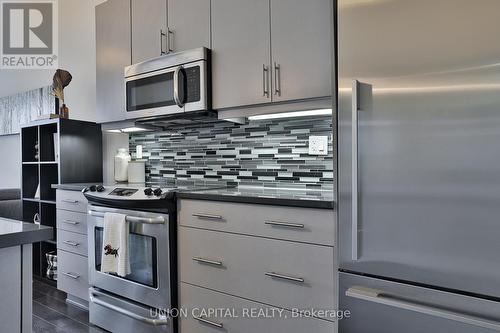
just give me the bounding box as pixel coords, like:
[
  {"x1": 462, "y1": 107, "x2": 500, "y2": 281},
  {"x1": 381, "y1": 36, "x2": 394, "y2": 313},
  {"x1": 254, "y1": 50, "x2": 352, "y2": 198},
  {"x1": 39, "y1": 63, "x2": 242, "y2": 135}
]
[
  {"x1": 53, "y1": 183, "x2": 335, "y2": 209},
  {"x1": 0, "y1": 218, "x2": 53, "y2": 249},
  {"x1": 176, "y1": 186, "x2": 334, "y2": 209},
  {"x1": 52, "y1": 183, "x2": 98, "y2": 191}
]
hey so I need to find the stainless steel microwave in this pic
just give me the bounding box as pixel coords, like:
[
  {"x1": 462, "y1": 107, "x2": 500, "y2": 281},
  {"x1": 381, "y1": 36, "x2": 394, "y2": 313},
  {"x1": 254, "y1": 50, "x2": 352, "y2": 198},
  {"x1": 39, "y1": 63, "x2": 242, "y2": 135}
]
[{"x1": 124, "y1": 47, "x2": 209, "y2": 120}]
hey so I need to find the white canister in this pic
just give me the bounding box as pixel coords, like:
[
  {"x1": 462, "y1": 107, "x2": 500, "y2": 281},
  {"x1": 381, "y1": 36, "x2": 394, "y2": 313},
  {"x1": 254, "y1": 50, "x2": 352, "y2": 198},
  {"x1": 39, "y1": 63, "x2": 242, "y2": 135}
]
[
  {"x1": 114, "y1": 148, "x2": 131, "y2": 182},
  {"x1": 128, "y1": 161, "x2": 146, "y2": 183}
]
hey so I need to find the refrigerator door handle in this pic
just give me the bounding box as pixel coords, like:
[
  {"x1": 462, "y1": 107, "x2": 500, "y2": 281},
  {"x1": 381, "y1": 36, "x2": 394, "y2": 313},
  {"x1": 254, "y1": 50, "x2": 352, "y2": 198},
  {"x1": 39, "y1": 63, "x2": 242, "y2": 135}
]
[
  {"x1": 352, "y1": 79, "x2": 360, "y2": 260},
  {"x1": 346, "y1": 286, "x2": 500, "y2": 331}
]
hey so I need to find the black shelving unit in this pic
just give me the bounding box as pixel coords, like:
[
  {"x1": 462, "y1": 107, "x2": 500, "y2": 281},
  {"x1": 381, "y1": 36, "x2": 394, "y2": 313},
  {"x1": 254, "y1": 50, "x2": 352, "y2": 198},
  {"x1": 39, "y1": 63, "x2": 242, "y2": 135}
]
[{"x1": 20, "y1": 118, "x2": 102, "y2": 286}]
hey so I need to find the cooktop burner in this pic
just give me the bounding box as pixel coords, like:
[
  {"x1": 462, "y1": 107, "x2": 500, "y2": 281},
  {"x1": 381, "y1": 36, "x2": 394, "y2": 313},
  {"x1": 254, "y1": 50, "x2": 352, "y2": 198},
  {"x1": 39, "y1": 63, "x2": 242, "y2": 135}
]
[{"x1": 83, "y1": 181, "x2": 233, "y2": 202}]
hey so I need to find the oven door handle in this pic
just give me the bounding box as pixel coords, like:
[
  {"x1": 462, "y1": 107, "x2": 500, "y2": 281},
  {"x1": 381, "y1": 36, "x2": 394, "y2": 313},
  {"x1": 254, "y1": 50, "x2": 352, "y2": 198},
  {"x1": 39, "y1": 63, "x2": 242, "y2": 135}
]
[
  {"x1": 89, "y1": 293, "x2": 170, "y2": 326},
  {"x1": 173, "y1": 66, "x2": 185, "y2": 108},
  {"x1": 88, "y1": 210, "x2": 165, "y2": 224}
]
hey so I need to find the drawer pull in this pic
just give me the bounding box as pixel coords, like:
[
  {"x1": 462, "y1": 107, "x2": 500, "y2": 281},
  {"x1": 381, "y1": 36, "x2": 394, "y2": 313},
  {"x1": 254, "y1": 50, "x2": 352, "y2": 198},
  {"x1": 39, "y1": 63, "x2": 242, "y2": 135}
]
[
  {"x1": 63, "y1": 240, "x2": 80, "y2": 247},
  {"x1": 265, "y1": 220, "x2": 305, "y2": 229},
  {"x1": 63, "y1": 272, "x2": 80, "y2": 279},
  {"x1": 192, "y1": 213, "x2": 223, "y2": 220},
  {"x1": 62, "y1": 199, "x2": 79, "y2": 204},
  {"x1": 195, "y1": 316, "x2": 224, "y2": 329},
  {"x1": 193, "y1": 257, "x2": 223, "y2": 266},
  {"x1": 62, "y1": 220, "x2": 80, "y2": 225},
  {"x1": 265, "y1": 272, "x2": 305, "y2": 283}
]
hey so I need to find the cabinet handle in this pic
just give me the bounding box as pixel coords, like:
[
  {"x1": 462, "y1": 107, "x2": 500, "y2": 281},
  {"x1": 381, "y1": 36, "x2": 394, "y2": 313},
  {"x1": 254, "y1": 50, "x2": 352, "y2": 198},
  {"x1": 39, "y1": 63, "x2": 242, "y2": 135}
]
[
  {"x1": 193, "y1": 257, "x2": 223, "y2": 266},
  {"x1": 192, "y1": 213, "x2": 223, "y2": 220},
  {"x1": 265, "y1": 271, "x2": 304, "y2": 283},
  {"x1": 160, "y1": 29, "x2": 167, "y2": 55},
  {"x1": 265, "y1": 220, "x2": 305, "y2": 229},
  {"x1": 167, "y1": 28, "x2": 174, "y2": 53},
  {"x1": 63, "y1": 240, "x2": 79, "y2": 247},
  {"x1": 62, "y1": 220, "x2": 79, "y2": 225},
  {"x1": 63, "y1": 272, "x2": 80, "y2": 279},
  {"x1": 263, "y1": 64, "x2": 270, "y2": 98},
  {"x1": 62, "y1": 199, "x2": 79, "y2": 204},
  {"x1": 195, "y1": 316, "x2": 224, "y2": 329},
  {"x1": 274, "y1": 62, "x2": 281, "y2": 96}
]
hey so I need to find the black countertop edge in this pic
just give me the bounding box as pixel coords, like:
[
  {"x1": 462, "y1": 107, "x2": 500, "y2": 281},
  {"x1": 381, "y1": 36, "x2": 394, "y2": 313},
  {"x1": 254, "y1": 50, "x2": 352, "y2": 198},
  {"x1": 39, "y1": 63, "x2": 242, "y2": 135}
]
[
  {"x1": 175, "y1": 192, "x2": 335, "y2": 209},
  {"x1": 52, "y1": 183, "x2": 93, "y2": 191},
  {"x1": 0, "y1": 221, "x2": 53, "y2": 249}
]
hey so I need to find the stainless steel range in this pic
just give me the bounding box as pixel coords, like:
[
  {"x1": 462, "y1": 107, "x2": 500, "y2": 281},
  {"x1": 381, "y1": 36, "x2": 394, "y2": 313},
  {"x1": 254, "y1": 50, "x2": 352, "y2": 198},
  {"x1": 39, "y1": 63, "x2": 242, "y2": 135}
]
[{"x1": 83, "y1": 183, "x2": 229, "y2": 333}]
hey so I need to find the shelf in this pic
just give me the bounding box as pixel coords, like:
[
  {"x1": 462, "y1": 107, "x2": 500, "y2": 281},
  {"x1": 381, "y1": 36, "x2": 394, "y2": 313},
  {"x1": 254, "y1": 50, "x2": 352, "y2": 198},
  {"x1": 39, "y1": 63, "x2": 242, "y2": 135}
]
[
  {"x1": 21, "y1": 126, "x2": 39, "y2": 163},
  {"x1": 40, "y1": 123, "x2": 58, "y2": 162},
  {"x1": 22, "y1": 198, "x2": 56, "y2": 204},
  {"x1": 43, "y1": 240, "x2": 57, "y2": 245},
  {"x1": 23, "y1": 161, "x2": 58, "y2": 165},
  {"x1": 33, "y1": 275, "x2": 57, "y2": 288},
  {"x1": 22, "y1": 164, "x2": 39, "y2": 199}
]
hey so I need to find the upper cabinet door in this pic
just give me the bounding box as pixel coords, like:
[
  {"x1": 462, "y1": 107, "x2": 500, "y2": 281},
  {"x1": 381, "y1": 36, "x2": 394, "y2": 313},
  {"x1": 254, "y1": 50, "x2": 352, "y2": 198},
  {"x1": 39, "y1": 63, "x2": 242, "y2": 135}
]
[
  {"x1": 167, "y1": 0, "x2": 210, "y2": 52},
  {"x1": 96, "y1": 0, "x2": 131, "y2": 123},
  {"x1": 131, "y1": 0, "x2": 167, "y2": 63},
  {"x1": 270, "y1": 0, "x2": 332, "y2": 102},
  {"x1": 211, "y1": 0, "x2": 272, "y2": 110}
]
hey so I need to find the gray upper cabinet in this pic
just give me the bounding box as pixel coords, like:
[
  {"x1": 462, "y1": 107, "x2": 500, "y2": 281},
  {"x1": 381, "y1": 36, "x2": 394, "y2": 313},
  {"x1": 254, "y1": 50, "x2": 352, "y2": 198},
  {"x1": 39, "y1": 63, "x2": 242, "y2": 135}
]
[
  {"x1": 270, "y1": 0, "x2": 332, "y2": 102},
  {"x1": 95, "y1": 0, "x2": 131, "y2": 123},
  {"x1": 167, "y1": 0, "x2": 211, "y2": 53},
  {"x1": 211, "y1": 0, "x2": 272, "y2": 110},
  {"x1": 131, "y1": 0, "x2": 168, "y2": 63},
  {"x1": 212, "y1": 0, "x2": 332, "y2": 111}
]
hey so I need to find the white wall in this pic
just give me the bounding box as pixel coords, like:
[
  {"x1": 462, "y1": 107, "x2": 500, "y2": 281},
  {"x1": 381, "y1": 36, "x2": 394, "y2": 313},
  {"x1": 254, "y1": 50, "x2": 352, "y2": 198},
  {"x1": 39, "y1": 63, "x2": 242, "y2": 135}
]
[
  {"x1": 0, "y1": 135, "x2": 21, "y2": 188},
  {"x1": 0, "y1": 1, "x2": 97, "y2": 121},
  {"x1": 0, "y1": 0, "x2": 99, "y2": 188}
]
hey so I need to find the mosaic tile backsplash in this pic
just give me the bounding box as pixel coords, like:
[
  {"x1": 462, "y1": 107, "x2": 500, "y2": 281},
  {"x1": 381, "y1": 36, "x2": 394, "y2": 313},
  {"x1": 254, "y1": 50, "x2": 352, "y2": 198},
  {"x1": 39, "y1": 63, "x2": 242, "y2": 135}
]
[{"x1": 129, "y1": 116, "x2": 333, "y2": 189}]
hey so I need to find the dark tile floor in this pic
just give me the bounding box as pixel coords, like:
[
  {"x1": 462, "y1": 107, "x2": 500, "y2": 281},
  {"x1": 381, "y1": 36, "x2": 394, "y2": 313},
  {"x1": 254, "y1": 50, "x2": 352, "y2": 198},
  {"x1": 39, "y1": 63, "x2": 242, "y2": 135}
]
[{"x1": 33, "y1": 279, "x2": 107, "y2": 333}]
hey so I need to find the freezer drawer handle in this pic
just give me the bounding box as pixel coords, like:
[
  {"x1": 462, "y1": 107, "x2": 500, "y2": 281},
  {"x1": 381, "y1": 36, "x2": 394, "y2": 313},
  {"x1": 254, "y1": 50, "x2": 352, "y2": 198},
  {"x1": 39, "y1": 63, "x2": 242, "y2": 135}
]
[
  {"x1": 265, "y1": 272, "x2": 305, "y2": 283},
  {"x1": 193, "y1": 257, "x2": 223, "y2": 267},
  {"x1": 63, "y1": 272, "x2": 80, "y2": 279},
  {"x1": 63, "y1": 240, "x2": 79, "y2": 247},
  {"x1": 265, "y1": 220, "x2": 305, "y2": 229},
  {"x1": 89, "y1": 292, "x2": 170, "y2": 326},
  {"x1": 192, "y1": 213, "x2": 223, "y2": 220},
  {"x1": 346, "y1": 286, "x2": 500, "y2": 331},
  {"x1": 195, "y1": 316, "x2": 224, "y2": 329}
]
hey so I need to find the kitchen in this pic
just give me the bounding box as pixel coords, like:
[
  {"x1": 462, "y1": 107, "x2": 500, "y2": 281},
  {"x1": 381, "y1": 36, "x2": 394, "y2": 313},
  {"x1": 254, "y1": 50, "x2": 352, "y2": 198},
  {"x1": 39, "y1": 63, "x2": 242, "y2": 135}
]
[{"x1": 0, "y1": 0, "x2": 498, "y2": 332}]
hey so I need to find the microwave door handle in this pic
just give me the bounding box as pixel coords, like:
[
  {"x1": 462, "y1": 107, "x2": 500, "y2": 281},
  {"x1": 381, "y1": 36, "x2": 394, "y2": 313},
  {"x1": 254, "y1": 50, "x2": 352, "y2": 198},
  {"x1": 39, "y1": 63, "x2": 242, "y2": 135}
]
[{"x1": 173, "y1": 66, "x2": 185, "y2": 108}]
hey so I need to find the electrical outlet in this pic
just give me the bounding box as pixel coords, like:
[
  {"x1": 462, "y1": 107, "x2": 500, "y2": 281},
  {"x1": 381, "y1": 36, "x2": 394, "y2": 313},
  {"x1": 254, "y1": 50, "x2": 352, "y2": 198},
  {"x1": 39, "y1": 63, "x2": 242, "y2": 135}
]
[{"x1": 308, "y1": 136, "x2": 328, "y2": 155}]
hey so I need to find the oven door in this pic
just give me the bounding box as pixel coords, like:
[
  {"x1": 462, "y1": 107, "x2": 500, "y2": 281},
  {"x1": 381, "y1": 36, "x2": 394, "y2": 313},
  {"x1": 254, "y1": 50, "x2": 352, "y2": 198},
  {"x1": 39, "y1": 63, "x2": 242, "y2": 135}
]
[
  {"x1": 125, "y1": 60, "x2": 207, "y2": 119},
  {"x1": 87, "y1": 205, "x2": 171, "y2": 309}
]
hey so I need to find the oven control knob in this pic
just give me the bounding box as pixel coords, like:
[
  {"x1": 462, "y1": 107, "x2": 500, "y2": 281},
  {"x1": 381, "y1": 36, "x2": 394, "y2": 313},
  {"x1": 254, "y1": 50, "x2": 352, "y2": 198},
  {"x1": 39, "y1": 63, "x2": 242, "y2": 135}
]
[
  {"x1": 89, "y1": 185, "x2": 97, "y2": 192},
  {"x1": 96, "y1": 185, "x2": 105, "y2": 192},
  {"x1": 153, "y1": 188, "x2": 163, "y2": 196},
  {"x1": 144, "y1": 188, "x2": 153, "y2": 196}
]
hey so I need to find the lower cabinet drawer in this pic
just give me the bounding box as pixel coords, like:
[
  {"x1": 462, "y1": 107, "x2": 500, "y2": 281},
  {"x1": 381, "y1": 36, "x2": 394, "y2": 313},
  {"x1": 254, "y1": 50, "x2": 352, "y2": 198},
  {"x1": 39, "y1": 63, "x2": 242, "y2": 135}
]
[
  {"x1": 56, "y1": 189, "x2": 88, "y2": 214},
  {"x1": 57, "y1": 229, "x2": 88, "y2": 256},
  {"x1": 57, "y1": 209, "x2": 87, "y2": 235},
  {"x1": 58, "y1": 250, "x2": 89, "y2": 301},
  {"x1": 180, "y1": 283, "x2": 335, "y2": 333},
  {"x1": 179, "y1": 227, "x2": 335, "y2": 316}
]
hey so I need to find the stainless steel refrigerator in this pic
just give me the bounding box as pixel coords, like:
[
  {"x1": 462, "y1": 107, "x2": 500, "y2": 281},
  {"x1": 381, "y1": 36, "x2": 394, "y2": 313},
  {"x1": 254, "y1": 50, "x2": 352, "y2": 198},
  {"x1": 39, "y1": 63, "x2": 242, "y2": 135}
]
[{"x1": 338, "y1": 0, "x2": 500, "y2": 331}]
